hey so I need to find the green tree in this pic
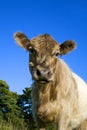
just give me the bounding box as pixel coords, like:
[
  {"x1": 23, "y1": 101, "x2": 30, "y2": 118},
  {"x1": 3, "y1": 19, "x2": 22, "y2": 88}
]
[
  {"x1": 0, "y1": 80, "x2": 27, "y2": 129},
  {"x1": 18, "y1": 87, "x2": 36, "y2": 129}
]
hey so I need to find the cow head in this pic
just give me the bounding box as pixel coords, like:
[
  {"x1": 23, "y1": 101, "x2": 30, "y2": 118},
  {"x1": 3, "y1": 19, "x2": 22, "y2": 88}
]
[{"x1": 14, "y1": 32, "x2": 76, "y2": 84}]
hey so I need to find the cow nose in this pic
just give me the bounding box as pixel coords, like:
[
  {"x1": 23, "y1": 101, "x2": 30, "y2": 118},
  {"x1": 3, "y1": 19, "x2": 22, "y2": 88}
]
[{"x1": 36, "y1": 67, "x2": 51, "y2": 78}]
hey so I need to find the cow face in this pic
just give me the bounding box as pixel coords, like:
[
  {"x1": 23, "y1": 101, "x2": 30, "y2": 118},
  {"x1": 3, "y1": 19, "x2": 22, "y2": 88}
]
[{"x1": 14, "y1": 32, "x2": 76, "y2": 84}]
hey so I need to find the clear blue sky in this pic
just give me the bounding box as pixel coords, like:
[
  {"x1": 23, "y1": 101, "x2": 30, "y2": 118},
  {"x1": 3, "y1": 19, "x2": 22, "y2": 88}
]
[{"x1": 0, "y1": 0, "x2": 87, "y2": 94}]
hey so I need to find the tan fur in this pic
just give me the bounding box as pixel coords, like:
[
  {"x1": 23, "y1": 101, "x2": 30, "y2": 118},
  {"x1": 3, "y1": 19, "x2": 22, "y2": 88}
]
[
  {"x1": 14, "y1": 32, "x2": 87, "y2": 130},
  {"x1": 31, "y1": 59, "x2": 79, "y2": 130}
]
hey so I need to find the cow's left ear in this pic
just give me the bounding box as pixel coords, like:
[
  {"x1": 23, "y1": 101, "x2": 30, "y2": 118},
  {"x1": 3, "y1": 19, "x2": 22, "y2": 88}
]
[{"x1": 60, "y1": 40, "x2": 76, "y2": 55}]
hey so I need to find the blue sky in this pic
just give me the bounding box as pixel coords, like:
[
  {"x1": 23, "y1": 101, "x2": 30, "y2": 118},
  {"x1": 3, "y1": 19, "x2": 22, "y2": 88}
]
[{"x1": 0, "y1": 0, "x2": 87, "y2": 94}]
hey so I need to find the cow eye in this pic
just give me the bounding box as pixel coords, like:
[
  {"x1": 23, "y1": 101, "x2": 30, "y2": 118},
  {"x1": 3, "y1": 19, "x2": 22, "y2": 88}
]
[
  {"x1": 30, "y1": 48, "x2": 34, "y2": 54},
  {"x1": 29, "y1": 47, "x2": 35, "y2": 54},
  {"x1": 55, "y1": 51, "x2": 60, "y2": 57}
]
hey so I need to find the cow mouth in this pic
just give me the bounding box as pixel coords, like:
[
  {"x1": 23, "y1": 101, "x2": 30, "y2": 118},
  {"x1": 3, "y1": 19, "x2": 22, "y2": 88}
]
[
  {"x1": 37, "y1": 79, "x2": 49, "y2": 84},
  {"x1": 33, "y1": 75, "x2": 53, "y2": 84},
  {"x1": 32, "y1": 77, "x2": 50, "y2": 84}
]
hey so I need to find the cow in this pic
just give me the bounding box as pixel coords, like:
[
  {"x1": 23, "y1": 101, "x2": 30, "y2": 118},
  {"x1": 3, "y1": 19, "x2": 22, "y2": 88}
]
[{"x1": 14, "y1": 32, "x2": 87, "y2": 130}]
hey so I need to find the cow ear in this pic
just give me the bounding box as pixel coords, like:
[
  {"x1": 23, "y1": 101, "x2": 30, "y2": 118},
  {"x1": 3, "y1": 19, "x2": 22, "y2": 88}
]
[
  {"x1": 60, "y1": 40, "x2": 76, "y2": 55},
  {"x1": 14, "y1": 32, "x2": 31, "y2": 50}
]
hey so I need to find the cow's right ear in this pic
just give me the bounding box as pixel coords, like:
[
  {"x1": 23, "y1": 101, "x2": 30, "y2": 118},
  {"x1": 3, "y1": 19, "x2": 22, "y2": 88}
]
[{"x1": 14, "y1": 32, "x2": 31, "y2": 50}]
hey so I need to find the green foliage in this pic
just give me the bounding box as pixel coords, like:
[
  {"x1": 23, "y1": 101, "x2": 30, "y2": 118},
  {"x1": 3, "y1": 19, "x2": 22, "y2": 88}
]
[
  {"x1": 0, "y1": 80, "x2": 28, "y2": 130},
  {"x1": 18, "y1": 87, "x2": 37, "y2": 129},
  {"x1": 0, "y1": 120, "x2": 28, "y2": 130}
]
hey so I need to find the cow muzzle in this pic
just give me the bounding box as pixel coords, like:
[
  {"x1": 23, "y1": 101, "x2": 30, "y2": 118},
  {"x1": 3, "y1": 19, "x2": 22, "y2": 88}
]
[{"x1": 32, "y1": 66, "x2": 53, "y2": 83}]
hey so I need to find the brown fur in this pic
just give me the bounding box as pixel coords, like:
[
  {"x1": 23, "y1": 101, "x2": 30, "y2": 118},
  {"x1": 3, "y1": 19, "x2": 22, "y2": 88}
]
[{"x1": 14, "y1": 32, "x2": 87, "y2": 130}]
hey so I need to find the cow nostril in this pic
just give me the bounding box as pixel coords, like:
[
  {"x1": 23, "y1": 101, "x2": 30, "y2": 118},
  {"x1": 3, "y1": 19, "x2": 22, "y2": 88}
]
[
  {"x1": 36, "y1": 69, "x2": 41, "y2": 76},
  {"x1": 47, "y1": 71, "x2": 51, "y2": 76}
]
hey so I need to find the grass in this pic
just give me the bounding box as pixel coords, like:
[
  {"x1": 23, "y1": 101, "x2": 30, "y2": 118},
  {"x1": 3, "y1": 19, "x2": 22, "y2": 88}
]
[{"x1": 0, "y1": 120, "x2": 29, "y2": 130}]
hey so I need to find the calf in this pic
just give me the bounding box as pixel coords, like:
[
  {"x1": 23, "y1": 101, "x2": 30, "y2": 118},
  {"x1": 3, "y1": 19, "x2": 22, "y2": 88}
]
[{"x1": 14, "y1": 32, "x2": 87, "y2": 130}]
